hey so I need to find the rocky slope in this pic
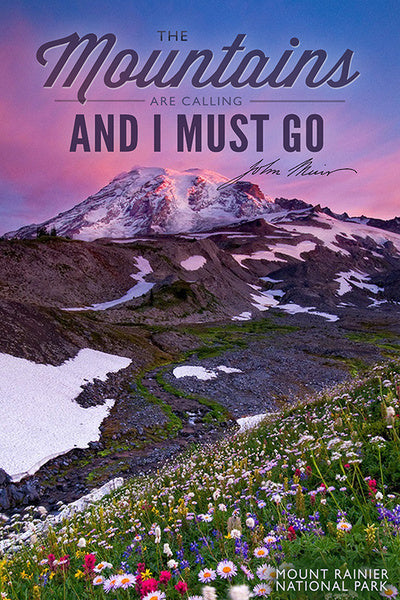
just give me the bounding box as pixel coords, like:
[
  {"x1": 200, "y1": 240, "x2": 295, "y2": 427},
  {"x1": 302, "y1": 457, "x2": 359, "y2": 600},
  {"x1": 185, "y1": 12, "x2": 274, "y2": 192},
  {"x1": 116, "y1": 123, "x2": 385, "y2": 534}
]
[
  {"x1": 2, "y1": 169, "x2": 400, "y2": 511},
  {"x1": 1, "y1": 209, "x2": 400, "y2": 363}
]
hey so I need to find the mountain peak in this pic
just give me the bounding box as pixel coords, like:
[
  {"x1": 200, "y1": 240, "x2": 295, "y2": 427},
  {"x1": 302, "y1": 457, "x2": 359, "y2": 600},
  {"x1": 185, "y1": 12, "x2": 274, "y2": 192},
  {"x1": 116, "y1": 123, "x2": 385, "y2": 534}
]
[
  {"x1": 5, "y1": 167, "x2": 400, "y2": 241},
  {"x1": 5, "y1": 167, "x2": 275, "y2": 241}
]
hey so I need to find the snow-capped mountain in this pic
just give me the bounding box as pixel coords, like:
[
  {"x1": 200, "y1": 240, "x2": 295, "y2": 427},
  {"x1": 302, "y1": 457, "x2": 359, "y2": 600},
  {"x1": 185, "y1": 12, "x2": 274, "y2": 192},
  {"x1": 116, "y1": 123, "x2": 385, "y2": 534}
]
[
  {"x1": 4, "y1": 167, "x2": 275, "y2": 241},
  {"x1": 3, "y1": 167, "x2": 400, "y2": 513},
  {"x1": 6, "y1": 166, "x2": 400, "y2": 241}
]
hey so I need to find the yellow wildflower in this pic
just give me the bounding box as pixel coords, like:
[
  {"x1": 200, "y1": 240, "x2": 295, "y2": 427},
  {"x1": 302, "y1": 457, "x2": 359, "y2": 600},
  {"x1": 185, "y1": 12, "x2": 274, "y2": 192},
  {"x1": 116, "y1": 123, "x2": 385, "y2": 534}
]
[
  {"x1": 33, "y1": 585, "x2": 41, "y2": 600},
  {"x1": 141, "y1": 569, "x2": 153, "y2": 580},
  {"x1": 75, "y1": 569, "x2": 85, "y2": 579}
]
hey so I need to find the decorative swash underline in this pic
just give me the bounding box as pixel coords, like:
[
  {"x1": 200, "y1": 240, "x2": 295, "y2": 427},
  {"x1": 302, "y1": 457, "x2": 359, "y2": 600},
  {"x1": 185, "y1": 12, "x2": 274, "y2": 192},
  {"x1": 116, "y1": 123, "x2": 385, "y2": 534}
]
[
  {"x1": 249, "y1": 99, "x2": 346, "y2": 103},
  {"x1": 54, "y1": 99, "x2": 146, "y2": 102}
]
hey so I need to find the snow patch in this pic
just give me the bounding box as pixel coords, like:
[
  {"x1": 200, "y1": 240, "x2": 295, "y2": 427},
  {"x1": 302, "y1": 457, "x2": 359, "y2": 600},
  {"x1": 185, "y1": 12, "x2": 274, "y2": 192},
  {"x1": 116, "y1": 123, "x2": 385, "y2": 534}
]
[
  {"x1": 172, "y1": 366, "x2": 217, "y2": 380},
  {"x1": 277, "y1": 303, "x2": 339, "y2": 322},
  {"x1": 0, "y1": 349, "x2": 131, "y2": 480},
  {"x1": 180, "y1": 255, "x2": 207, "y2": 270},
  {"x1": 173, "y1": 364, "x2": 243, "y2": 380},
  {"x1": 248, "y1": 282, "x2": 337, "y2": 322},
  {"x1": 334, "y1": 270, "x2": 383, "y2": 296},
  {"x1": 280, "y1": 214, "x2": 400, "y2": 257},
  {"x1": 248, "y1": 284, "x2": 282, "y2": 311},
  {"x1": 237, "y1": 413, "x2": 269, "y2": 432},
  {"x1": 53, "y1": 478, "x2": 125, "y2": 521},
  {"x1": 232, "y1": 240, "x2": 316, "y2": 268},
  {"x1": 251, "y1": 291, "x2": 281, "y2": 311},
  {"x1": 84, "y1": 206, "x2": 109, "y2": 224},
  {"x1": 232, "y1": 251, "x2": 279, "y2": 267},
  {"x1": 217, "y1": 365, "x2": 243, "y2": 374},
  {"x1": 260, "y1": 276, "x2": 284, "y2": 283},
  {"x1": 0, "y1": 478, "x2": 125, "y2": 554},
  {"x1": 368, "y1": 298, "x2": 387, "y2": 307},
  {"x1": 266, "y1": 289, "x2": 285, "y2": 297},
  {"x1": 231, "y1": 311, "x2": 252, "y2": 321},
  {"x1": 179, "y1": 232, "x2": 257, "y2": 239},
  {"x1": 63, "y1": 256, "x2": 154, "y2": 311}
]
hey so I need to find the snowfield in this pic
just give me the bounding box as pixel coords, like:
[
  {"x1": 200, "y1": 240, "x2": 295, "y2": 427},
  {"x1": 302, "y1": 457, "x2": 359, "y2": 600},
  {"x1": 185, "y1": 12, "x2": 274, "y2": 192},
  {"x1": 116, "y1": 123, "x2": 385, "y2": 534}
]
[
  {"x1": 173, "y1": 365, "x2": 243, "y2": 380},
  {"x1": 236, "y1": 413, "x2": 268, "y2": 432},
  {"x1": 232, "y1": 240, "x2": 316, "y2": 267},
  {"x1": 63, "y1": 256, "x2": 154, "y2": 311},
  {"x1": 0, "y1": 349, "x2": 131, "y2": 480},
  {"x1": 248, "y1": 288, "x2": 338, "y2": 321},
  {"x1": 334, "y1": 269, "x2": 383, "y2": 296},
  {"x1": 180, "y1": 255, "x2": 207, "y2": 270},
  {"x1": 279, "y1": 215, "x2": 400, "y2": 257},
  {"x1": 248, "y1": 284, "x2": 284, "y2": 312},
  {"x1": 277, "y1": 302, "x2": 339, "y2": 322},
  {"x1": 231, "y1": 311, "x2": 252, "y2": 321}
]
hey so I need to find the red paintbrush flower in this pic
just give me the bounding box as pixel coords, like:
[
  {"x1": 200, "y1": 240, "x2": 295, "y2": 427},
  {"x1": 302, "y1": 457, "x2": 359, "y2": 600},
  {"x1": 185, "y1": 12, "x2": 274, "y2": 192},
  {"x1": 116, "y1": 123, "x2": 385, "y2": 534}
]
[
  {"x1": 159, "y1": 571, "x2": 172, "y2": 584},
  {"x1": 83, "y1": 553, "x2": 96, "y2": 574},
  {"x1": 175, "y1": 581, "x2": 188, "y2": 595},
  {"x1": 141, "y1": 578, "x2": 159, "y2": 597}
]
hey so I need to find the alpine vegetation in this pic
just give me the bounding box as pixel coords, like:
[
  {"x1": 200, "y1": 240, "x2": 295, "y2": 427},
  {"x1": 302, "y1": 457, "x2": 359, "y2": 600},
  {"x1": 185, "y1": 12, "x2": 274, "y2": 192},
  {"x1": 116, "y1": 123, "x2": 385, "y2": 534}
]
[{"x1": 1, "y1": 362, "x2": 400, "y2": 599}]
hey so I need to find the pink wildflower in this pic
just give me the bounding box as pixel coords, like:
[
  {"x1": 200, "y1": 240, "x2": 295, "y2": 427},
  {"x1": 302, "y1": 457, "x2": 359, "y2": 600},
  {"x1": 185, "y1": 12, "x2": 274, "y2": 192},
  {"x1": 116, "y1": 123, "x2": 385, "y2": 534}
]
[
  {"x1": 175, "y1": 581, "x2": 188, "y2": 595},
  {"x1": 84, "y1": 553, "x2": 96, "y2": 575}
]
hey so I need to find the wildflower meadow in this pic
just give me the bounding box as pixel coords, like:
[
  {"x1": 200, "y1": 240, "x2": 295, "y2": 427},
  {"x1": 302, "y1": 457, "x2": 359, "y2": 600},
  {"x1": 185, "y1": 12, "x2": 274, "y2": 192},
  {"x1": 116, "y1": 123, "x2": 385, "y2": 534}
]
[{"x1": 1, "y1": 362, "x2": 400, "y2": 599}]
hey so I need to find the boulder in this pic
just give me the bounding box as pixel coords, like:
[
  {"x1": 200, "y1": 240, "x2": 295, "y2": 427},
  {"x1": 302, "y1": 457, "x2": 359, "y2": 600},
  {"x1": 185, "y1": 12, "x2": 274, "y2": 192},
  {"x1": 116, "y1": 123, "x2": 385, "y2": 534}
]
[{"x1": 0, "y1": 469, "x2": 11, "y2": 486}]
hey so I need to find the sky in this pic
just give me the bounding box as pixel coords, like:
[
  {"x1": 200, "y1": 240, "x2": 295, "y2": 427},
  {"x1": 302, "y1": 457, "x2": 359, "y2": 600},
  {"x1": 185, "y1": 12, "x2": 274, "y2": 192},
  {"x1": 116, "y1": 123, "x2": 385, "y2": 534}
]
[{"x1": 0, "y1": 0, "x2": 399, "y2": 233}]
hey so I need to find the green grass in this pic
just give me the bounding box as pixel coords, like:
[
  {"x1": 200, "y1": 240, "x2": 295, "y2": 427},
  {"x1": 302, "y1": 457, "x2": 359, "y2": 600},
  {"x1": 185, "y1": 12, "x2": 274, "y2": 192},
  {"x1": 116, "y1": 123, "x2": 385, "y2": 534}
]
[
  {"x1": 345, "y1": 330, "x2": 400, "y2": 359},
  {"x1": 133, "y1": 317, "x2": 296, "y2": 427},
  {"x1": 304, "y1": 350, "x2": 369, "y2": 377},
  {"x1": 134, "y1": 376, "x2": 183, "y2": 437},
  {"x1": 154, "y1": 369, "x2": 231, "y2": 424},
  {"x1": 181, "y1": 318, "x2": 298, "y2": 359},
  {"x1": 130, "y1": 317, "x2": 296, "y2": 430}
]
